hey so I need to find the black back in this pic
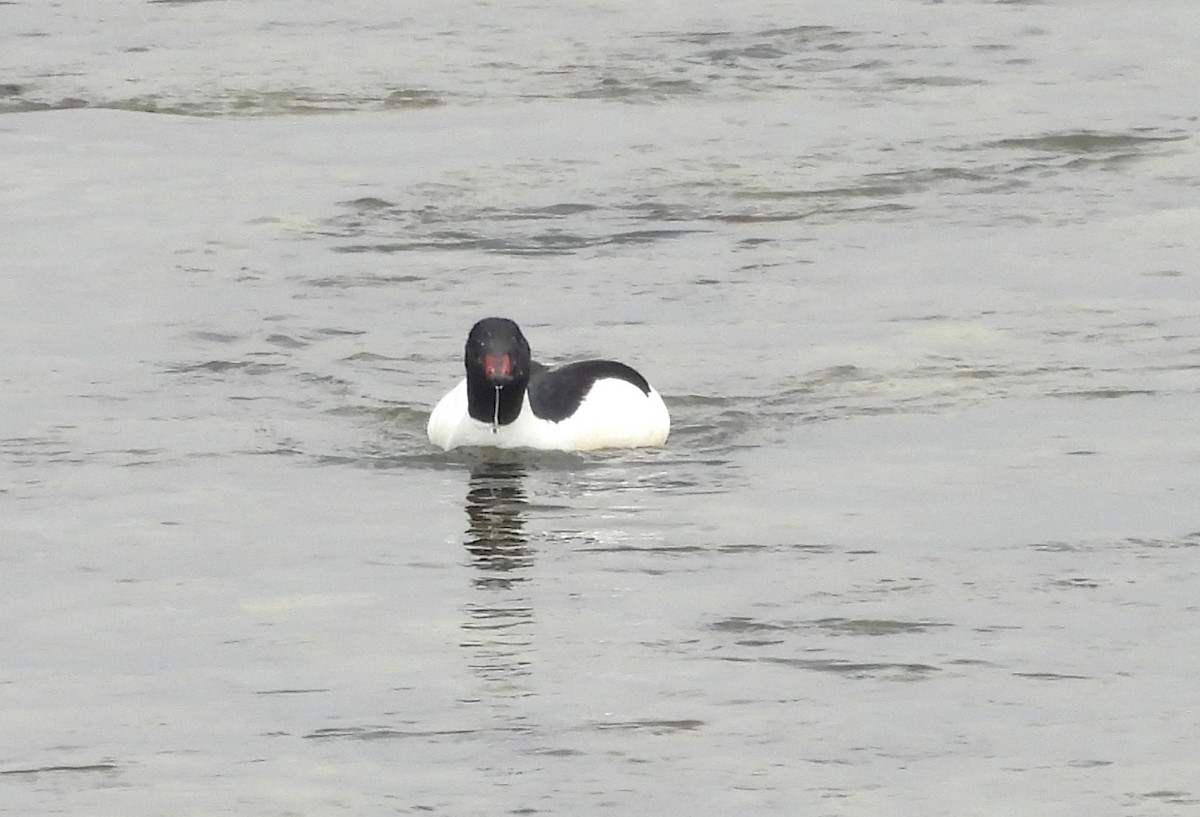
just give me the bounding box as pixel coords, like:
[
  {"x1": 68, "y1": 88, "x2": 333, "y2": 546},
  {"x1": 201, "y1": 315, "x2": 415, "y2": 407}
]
[{"x1": 528, "y1": 359, "x2": 651, "y2": 422}]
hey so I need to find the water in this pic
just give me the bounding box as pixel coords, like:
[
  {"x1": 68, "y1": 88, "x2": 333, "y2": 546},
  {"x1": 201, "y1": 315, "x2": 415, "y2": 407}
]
[{"x1": 3, "y1": 1, "x2": 1199, "y2": 814}]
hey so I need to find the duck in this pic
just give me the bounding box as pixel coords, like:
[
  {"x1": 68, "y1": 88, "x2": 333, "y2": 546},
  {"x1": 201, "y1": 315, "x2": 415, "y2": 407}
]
[{"x1": 427, "y1": 317, "x2": 670, "y2": 451}]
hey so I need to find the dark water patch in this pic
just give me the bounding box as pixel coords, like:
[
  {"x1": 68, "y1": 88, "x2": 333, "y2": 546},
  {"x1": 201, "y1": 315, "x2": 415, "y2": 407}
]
[
  {"x1": 575, "y1": 543, "x2": 709, "y2": 555},
  {"x1": 1031, "y1": 540, "x2": 1084, "y2": 553},
  {"x1": 698, "y1": 43, "x2": 788, "y2": 62},
  {"x1": 759, "y1": 24, "x2": 852, "y2": 40},
  {"x1": 588, "y1": 718, "x2": 704, "y2": 734},
  {"x1": 305, "y1": 726, "x2": 482, "y2": 741},
  {"x1": 759, "y1": 364, "x2": 935, "y2": 422},
  {"x1": 989, "y1": 130, "x2": 1188, "y2": 154},
  {"x1": 166, "y1": 359, "x2": 287, "y2": 376},
  {"x1": 984, "y1": 131, "x2": 1188, "y2": 177},
  {"x1": 1013, "y1": 671, "x2": 1090, "y2": 681},
  {"x1": 948, "y1": 658, "x2": 1000, "y2": 668},
  {"x1": 0, "y1": 763, "x2": 119, "y2": 776},
  {"x1": 341, "y1": 351, "x2": 398, "y2": 363},
  {"x1": 681, "y1": 25, "x2": 859, "y2": 65},
  {"x1": 265, "y1": 334, "x2": 308, "y2": 349},
  {"x1": 340, "y1": 403, "x2": 429, "y2": 426},
  {"x1": 757, "y1": 356, "x2": 1169, "y2": 425},
  {"x1": 189, "y1": 330, "x2": 242, "y2": 344},
  {"x1": 933, "y1": 363, "x2": 1007, "y2": 380},
  {"x1": 667, "y1": 393, "x2": 749, "y2": 409},
  {"x1": 330, "y1": 228, "x2": 699, "y2": 257},
  {"x1": 339, "y1": 196, "x2": 394, "y2": 213},
  {"x1": 559, "y1": 25, "x2": 866, "y2": 102},
  {"x1": 809, "y1": 618, "x2": 952, "y2": 636},
  {"x1": 211, "y1": 88, "x2": 446, "y2": 116},
  {"x1": 462, "y1": 604, "x2": 534, "y2": 629},
  {"x1": 886, "y1": 75, "x2": 985, "y2": 88},
  {"x1": 318, "y1": 438, "x2": 631, "y2": 474},
  {"x1": 707, "y1": 202, "x2": 913, "y2": 224},
  {"x1": 806, "y1": 364, "x2": 870, "y2": 385},
  {"x1": 792, "y1": 165, "x2": 988, "y2": 199},
  {"x1": 254, "y1": 688, "x2": 331, "y2": 695},
  {"x1": 0, "y1": 95, "x2": 88, "y2": 114},
  {"x1": 489, "y1": 203, "x2": 600, "y2": 220},
  {"x1": 307, "y1": 272, "x2": 426, "y2": 287},
  {"x1": 382, "y1": 88, "x2": 443, "y2": 109},
  {"x1": 710, "y1": 616, "x2": 795, "y2": 635},
  {"x1": 1050, "y1": 388, "x2": 1156, "y2": 399},
  {"x1": 759, "y1": 656, "x2": 940, "y2": 680},
  {"x1": 1130, "y1": 532, "x2": 1200, "y2": 549},
  {"x1": 742, "y1": 183, "x2": 910, "y2": 200},
  {"x1": 675, "y1": 25, "x2": 853, "y2": 47},
  {"x1": 1050, "y1": 577, "x2": 1101, "y2": 589},
  {"x1": 1060, "y1": 152, "x2": 1151, "y2": 171},
  {"x1": 717, "y1": 542, "x2": 834, "y2": 555},
  {"x1": 2, "y1": 436, "x2": 77, "y2": 466},
  {"x1": 298, "y1": 371, "x2": 352, "y2": 391},
  {"x1": 638, "y1": 474, "x2": 730, "y2": 495},
  {"x1": 1138, "y1": 791, "x2": 1200, "y2": 806},
  {"x1": 1031, "y1": 533, "x2": 1200, "y2": 553},
  {"x1": 669, "y1": 414, "x2": 756, "y2": 452},
  {"x1": 7, "y1": 88, "x2": 447, "y2": 117},
  {"x1": 98, "y1": 96, "x2": 218, "y2": 116},
  {"x1": 621, "y1": 201, "x2": 708, "y2": 222},
  {"x1": 115, "y1": 448, "x2": 167, "y2": 467},
  {"x1": 314, "y1": 450, "x2": 461, "y2": 471},
  {"x1": 670, "y1": 30, "x2": 733, "y2": 45},
  {"x1": 448, "y1": 447, "x2": 599, "y2": 472},
  {"x1": 319, "y1": 198, "x2": 704, "y2": 258},
  {"x1": 867, "y1": 165, "x2": 991, "y2": 190},
  {"x1": 764, "y1": 365, "x2": 878, "y2": 404},
  {"x1": 710, "y1": 616, "x2": 948, "y2": 646},
  {"x1": 529, "y1": 747, "x2": 586, "y2": 757},
  {"x1": 609, "y1": 228, "x2": 700, "y2": 245},
  {"x1": 569, "y1": 77, "x2": 704, "y2": 101},
  {"x1": 248, "y1": 442, "x2": 305, "y2": 457}
]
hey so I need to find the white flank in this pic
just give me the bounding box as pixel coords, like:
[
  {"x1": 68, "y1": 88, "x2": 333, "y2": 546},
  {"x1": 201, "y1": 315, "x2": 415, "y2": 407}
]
[{"x1": 427, "y1": 378, "x2": 670, "y2": 452}]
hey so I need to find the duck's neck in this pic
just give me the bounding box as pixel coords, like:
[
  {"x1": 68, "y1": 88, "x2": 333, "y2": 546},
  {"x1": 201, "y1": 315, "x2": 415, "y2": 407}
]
[{"x1": 466, "y1": 376, "x2": 527, "y2": 426}]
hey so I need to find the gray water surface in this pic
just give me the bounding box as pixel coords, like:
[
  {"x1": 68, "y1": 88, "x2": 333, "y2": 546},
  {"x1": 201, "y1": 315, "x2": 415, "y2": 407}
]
[{"x1": 3, "y1": 1, "x2": 1200, "y2": 814}]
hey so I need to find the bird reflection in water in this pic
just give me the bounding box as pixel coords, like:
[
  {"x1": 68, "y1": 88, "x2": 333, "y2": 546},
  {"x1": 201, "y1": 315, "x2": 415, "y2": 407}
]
[
  {"x1": 461, "y1": 460, "x2": 535, "y2": 695},
  {"x1": 464, "y1": 460, "x2": 533, "y2": 587}
]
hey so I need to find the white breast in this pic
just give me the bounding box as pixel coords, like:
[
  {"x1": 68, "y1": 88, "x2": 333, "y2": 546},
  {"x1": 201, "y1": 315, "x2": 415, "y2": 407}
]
[{"x1": 427, "y1": 378, "x2": 669, "y2": 452}]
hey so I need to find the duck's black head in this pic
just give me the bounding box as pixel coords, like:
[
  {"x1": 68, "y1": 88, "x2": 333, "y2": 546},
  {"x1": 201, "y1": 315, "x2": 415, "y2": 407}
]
[{"x1": 464, "y1": 317, "x2": 532, "y2": 426}]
